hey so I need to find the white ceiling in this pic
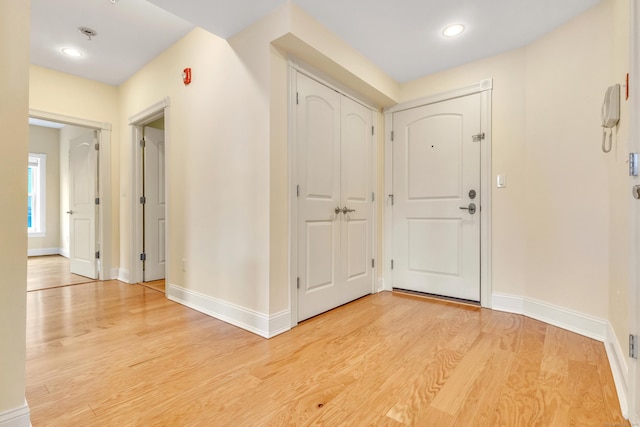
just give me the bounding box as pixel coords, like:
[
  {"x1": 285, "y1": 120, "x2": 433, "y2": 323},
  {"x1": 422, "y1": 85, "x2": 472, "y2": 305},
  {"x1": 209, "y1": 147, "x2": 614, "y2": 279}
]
[
  {"x1": 30, "y1": 0, "x2": 195, "y2": 86},
  {"x1": 31, "y1": 0, "x2": 601, "y2": 86}
]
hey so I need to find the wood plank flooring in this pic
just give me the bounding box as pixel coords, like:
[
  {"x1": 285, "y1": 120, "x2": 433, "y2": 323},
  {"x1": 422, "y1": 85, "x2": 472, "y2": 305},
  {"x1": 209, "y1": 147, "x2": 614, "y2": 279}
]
[
  {"x1": 27, "y1": 255, "x2": 96, "y2": 291},
  {"x1": 140, "y1": 279, "x2": 165, "y2": 293},
  {"x1": 25, "y1": 281, "x2": 628, "y2": 426}
]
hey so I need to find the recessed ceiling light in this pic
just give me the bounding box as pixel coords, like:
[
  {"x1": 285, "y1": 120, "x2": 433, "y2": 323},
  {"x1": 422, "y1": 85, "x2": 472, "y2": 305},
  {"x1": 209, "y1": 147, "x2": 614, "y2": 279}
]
[
  {"x1": 442, "y1": 24, "x2": 465, "y2": 37},
  {"x1": 61, "y1": 48, "x2": 83, "y2": 57}
]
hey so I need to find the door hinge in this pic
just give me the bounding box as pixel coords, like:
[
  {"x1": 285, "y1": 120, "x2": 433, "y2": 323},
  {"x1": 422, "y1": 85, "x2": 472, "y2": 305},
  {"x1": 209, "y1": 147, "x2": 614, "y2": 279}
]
[
  {"x1": 297, "y1": 277, "x2": 300, "y2": 289},
  {"x1": 140, "y1": 196, "x2": 146, "y2": 204},
  {"x1": 371, "y1": 126, "x2": 375, "y2": 136},
  {"x1": 296, "y1": 92, "x2": 299, "y2": 105},
  {"x1": 630, "y1": 334, "x2": 638, "y2": 359},
  {"x1": 94, "y1": 143, "x2": 100, "y2": 151},
  {"x1": 389, "y1": 194, "x2": 394, "y2": 205},
  {"x1": 391, "y1": 259, "x2": 394, "y2": 270},
  {"x1": 630, "y1": 153, "x2": 638, "y2": 176},
  {"x1": 391, "y1": 130, "x2": 394, "y2": 141},
  {"x1": 95, "y1": 251, "x2": 100, "y2": 259},
  {"x1": 372, "y1": 259, "x2": 375, "y2": 268},
  {"x1": 140, "y1": 138, "x2": 146, "y2": 148},
  {"x1": 296, "y1": 185, "x2": 300, "y2": 198},
  {"x1": 95, "y1": 197, "x2": 100, "y2": 205},
  {"x1": 140, "y1": 253, "x2": 146, "y2": 261},
  {"x1": 372, "y1": 192, "x2": 375, "y2": 202},
  {"x1": 472, "y1": 133, "x2": 485, "y2": 142}
]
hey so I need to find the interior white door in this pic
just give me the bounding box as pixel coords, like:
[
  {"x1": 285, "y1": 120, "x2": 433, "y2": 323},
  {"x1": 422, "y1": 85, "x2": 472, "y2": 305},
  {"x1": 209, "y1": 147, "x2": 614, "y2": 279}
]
[
  {"x1": 297, "y1": 74, "x2": 342, "y2": 321},
  {"x1": 143, "y1": 126, "x2": 166, "y2": 282},
  {"x1": 340, "y1": 96, "x2": 373, "y2": 303},
  {"x1": 69, "y1": 131, "x2": 98, "y2": 279},
  {"x1": 297, "y1": 73, "x2": 373, "y2": 321},
  {"x1": 392, "y1": 94, "x2": 481, "y2": 301}
]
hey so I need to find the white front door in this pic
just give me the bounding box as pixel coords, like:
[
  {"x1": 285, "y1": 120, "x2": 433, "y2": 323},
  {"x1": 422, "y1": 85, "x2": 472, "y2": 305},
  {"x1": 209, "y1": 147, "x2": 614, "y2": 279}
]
[
  {"x1": 392, "y1": 94, "x2": 481, "y2": 301},
  {"x1": 143, "y1": 126, "x2": 166, "y2": 282},
  {"x1": 69, "y1": 131, "x2": 98, "y2": 279},
  {"x1": 297, "y1": 73, "x2": 374, "y2": 321}
]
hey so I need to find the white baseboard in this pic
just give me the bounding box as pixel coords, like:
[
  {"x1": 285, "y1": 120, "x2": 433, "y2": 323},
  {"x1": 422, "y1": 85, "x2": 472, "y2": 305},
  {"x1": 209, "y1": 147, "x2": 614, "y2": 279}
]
[
  {"x1": 0, "y1": 402, "x2": 30, "y2": 427},
  {"x1": 492, "y1": 292, "x2": 629, "y2": 420},
  {"x1": 59, "y1": 248, "x2": 69, "y2": 258},
  {"x1": 605, "y1": 322, "x2": 629, "y2": 419},
  {"x1": 117, "y1": 269, "x2": 130, "y2": 284},
  {"x1": 492, "y1": 293, "x2": 608, "y2": 341},
  {"x1": 27, "y1": 247, "x2": 60, "y2": 257},
  {"x1": 109, "y1": 268, "x2": 119, "y2": 281},
  {"x1": 167, "y1": 283, "x2": 290, "y2": 338}
]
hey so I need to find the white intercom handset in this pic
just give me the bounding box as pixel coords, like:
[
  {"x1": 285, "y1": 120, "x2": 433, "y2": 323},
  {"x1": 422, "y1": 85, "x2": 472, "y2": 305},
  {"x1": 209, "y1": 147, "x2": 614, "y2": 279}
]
[{"x1": 602, "y1": 84, "x2": 620, "y2": 153}]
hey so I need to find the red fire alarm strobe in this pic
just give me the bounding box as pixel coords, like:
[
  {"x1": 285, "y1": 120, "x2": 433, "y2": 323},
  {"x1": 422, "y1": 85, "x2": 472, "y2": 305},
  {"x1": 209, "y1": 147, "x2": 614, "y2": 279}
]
[{"x1": 182, "y1": 68, "x2": 192, "y2": 85}]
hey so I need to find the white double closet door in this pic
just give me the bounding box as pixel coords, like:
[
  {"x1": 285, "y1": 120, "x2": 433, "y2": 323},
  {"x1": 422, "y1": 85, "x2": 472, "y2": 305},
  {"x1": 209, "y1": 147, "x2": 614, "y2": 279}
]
[{"x1": 296, "y1": 73, "x2": 374, "y2": 322}]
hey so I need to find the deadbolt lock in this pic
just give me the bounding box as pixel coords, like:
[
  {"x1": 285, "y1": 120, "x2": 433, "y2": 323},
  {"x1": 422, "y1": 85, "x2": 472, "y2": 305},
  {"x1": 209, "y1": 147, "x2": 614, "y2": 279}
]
[{"x1": 469, "y1": 189, "x2": 477, "y2": 200}]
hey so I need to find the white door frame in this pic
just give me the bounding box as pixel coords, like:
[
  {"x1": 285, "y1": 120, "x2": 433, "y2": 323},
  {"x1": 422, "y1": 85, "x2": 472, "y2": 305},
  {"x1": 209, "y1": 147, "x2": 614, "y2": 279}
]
[
  {"x1": 629, "y1": 1, "x2": 640, "y2": 423},
  {"x1": 128, "y1": 98, "x2": 170, "y2": 285},
  {"x1": 383, "y1": 79, "x2": 493, "y2": 307},
  {"x1": 29, "y1": 109, "x2": 113, "y2": 280},
  {"x1": 288, "y1": 63, "x2": 378, "y2": 327}
]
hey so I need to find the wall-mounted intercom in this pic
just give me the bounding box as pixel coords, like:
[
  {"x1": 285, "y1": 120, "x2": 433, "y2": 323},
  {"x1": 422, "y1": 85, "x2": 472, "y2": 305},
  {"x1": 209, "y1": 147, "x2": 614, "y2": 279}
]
[{"x1": 602, "y1": 84, "x2": 620, "y2": 153}]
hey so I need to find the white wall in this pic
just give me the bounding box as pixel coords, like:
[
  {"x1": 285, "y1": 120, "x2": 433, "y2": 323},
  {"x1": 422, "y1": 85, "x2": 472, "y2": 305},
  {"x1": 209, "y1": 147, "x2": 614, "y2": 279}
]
[
  {"x1": 28, "y1": 125, "x2": 61, "y2": 254},
  {"x1": 0, "y1": 0, "x2": 30, "y2": 424}
]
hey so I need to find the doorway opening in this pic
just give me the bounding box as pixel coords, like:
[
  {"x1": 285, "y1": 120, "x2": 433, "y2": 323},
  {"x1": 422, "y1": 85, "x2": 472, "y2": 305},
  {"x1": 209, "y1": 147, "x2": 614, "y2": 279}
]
[
  {"x1": 129, "y1": 98, "x2": 170, "y2": 292},
  {"x1": 27, "y1": 110, "x2": 113, "y2": 290}
]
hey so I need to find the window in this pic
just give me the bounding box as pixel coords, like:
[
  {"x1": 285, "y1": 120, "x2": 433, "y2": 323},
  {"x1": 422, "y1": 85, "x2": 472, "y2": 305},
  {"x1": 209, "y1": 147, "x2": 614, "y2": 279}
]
[{"x1": 28, "y1": 153, "x2": 46, "y2": 237}]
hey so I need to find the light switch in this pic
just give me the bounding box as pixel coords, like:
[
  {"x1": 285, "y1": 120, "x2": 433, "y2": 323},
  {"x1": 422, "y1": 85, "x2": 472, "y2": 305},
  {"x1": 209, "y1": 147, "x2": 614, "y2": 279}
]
[{"x1": 497, "y1": 174, "x2": 506, "y2": 188}]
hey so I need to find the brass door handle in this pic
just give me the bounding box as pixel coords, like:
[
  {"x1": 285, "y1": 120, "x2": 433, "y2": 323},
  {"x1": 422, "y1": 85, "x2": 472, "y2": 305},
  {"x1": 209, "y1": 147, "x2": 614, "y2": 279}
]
[
  {"x1": 342, "y1": 207, "x2": 356, "y2": 214},
  {"x1": 66, "y1": 210, "x2": 74, "y2": 215}
]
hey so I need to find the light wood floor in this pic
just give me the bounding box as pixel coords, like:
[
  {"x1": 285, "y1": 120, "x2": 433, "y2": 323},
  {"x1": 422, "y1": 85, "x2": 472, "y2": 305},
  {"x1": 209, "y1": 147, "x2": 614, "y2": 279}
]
[
  {"x1": 27, "y1": 255, "x2": 96, "y2": 292},
  {"x1": 25, "y1": 281, "x2": 628, "y2": 426},
  {"x1": 140, "y1": 279, "x2": 166, "y2": 293}
]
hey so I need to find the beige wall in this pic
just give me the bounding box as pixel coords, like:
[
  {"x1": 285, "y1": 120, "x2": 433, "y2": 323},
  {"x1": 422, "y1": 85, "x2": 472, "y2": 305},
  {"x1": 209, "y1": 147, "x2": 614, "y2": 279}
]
[
  {"x1": 29, "y1": 66, "x2": 120, "y2": 267},
  {"x1": 28, "y1": 125, "x2": 61, "y2": 252},
  {"x1": 118, "y1": 27, "x2": 275, "y2": 312},
  {"x1": 117, "y1": 3, "x2": 394, "y2": 318},
  {"x1": 0, "y1": 0, "x2": 29, "y2": 417},
  {"x1": 608, "y1": 0, "x2": 631, "y2": 357},
  {"x1": 523, "y1": 1, "x2": 611, "y2": 316},
  {"x1": 401, "y1": 0, "x2": 620, "y2": 321}
]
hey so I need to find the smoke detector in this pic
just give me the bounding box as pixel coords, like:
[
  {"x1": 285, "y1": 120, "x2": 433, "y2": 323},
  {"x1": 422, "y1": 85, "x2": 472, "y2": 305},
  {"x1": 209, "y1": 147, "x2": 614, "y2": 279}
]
[{"x1": 78, "y1": 27, "x2": 97, "y2": 41}]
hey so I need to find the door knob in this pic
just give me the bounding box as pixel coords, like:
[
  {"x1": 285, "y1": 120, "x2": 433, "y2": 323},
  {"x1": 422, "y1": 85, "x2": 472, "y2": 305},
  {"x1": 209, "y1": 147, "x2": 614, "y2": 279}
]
[
  {"x1": 335, "y1": 207, "x2": 342, "y2": 215},
  {"x1": 633, "y1": 185, "x2": 640, "y2": 200},
  {"x1": 342, "y1": 207, "x2": 356, "y2": 214},
  {"x1": 459, "y1": 203, "x2": 476, "y2": 215},
  {"x1": 66, "y1": 210, "x2": 74, "y2": 215}
]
